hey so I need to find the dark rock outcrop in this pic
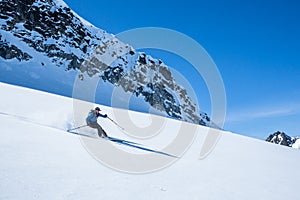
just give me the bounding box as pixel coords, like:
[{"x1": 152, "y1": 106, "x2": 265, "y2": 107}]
[{"x1": 266, "y1": 131, "x2": 298, "y2": 147}]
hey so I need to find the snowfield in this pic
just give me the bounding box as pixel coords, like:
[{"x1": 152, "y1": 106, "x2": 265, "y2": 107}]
[
  {"x1": 0, "y1": 82, "x2": 299, "y2": 200},
  {"x1": 292, "y1": 139, "x2": 300, "y2": 149}
]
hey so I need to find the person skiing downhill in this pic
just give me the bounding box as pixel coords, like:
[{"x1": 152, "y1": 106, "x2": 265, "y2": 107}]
[{"x1": 86, "y1": 107, "x2": 108, "y2": 138}]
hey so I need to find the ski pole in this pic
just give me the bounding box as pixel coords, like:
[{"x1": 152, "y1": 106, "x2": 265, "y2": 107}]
[
  {"x1": 67, "y1": 124, "x2": 88, "y2": 132},
  {"x1": 107, "y1": 116, "x2": 125, "y2": 130}
]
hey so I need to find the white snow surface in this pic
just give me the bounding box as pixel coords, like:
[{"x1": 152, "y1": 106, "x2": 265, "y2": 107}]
[
  {"x1": 0, "y1": 82, "x2": 300, "y2": 200},
  {"x1": 292, "y1": 138, "x2": 300, "y2": 149}
]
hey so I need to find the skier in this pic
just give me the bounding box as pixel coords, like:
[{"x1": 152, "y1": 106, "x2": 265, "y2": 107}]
[{"x1": 86, "y1": 107, "x2": 108, "y2": 138}]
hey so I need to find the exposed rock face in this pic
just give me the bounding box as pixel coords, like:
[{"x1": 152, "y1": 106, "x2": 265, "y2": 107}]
[
  {"x1": 266, "y1": 131, "x2": 299, "y2": 147},
  {"x1": 0, "y1": 35, "x2": 32, "y2": 61},
  {"x1": 0, "y1": 0, "x2": 106, "y2": 69},
  {"x1": 0, "y1": 0, "x2": 212, "y2": 127},
  {"x1": 80, "y1": 39, "x2": 210, "y2": 125}
]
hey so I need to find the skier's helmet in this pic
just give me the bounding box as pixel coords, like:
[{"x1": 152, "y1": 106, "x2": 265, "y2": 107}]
[{"x1": 95, "y1": 107, "x2": 101, "y2": 111}]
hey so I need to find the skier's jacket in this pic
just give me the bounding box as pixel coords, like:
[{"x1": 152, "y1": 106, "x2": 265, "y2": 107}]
[{"x1": 86, "y1": 110, "x2": 107, "y2": 124}]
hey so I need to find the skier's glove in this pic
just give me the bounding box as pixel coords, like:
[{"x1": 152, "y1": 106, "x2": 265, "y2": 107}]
[{"x1": 104, "y1": 114, "x2": 108, "y2": 118}]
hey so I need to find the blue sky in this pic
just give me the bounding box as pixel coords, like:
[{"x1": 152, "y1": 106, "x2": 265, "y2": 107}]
[{"x1": 64, "y1": 0, "x2": 300, "y2": 139}]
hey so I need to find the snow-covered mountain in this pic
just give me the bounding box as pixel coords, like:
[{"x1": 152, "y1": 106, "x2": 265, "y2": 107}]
[
  {"x1": 1, "y1": 82, "x2": 300, "y2": 199},
  {"x1": 266, "y1": 131, "x2": 300, "y2": 149},
  {"x1": 0, "y1": 0, "x2": 211, "y2": 126}
]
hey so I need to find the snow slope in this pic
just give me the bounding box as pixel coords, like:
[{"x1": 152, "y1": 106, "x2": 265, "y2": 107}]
[
  {"x1": 292, "y1": 139, "x2": 300, "y2": 149},
  {"x1": 1, "y1": 81, "x2": 299, "y2": 200}
]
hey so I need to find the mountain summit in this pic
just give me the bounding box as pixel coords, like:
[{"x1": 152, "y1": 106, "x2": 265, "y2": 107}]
[
  {"x1": 0, "y1": 0, "x2": 212, "y2": 126},
  {"x1": 266, "y1": 131, "x2": 300, "y2": 149}
]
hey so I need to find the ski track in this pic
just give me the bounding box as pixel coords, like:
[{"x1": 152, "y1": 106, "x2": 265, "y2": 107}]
[{"x1": 0, "y1": 111, "x2": 68, "y2": 132}]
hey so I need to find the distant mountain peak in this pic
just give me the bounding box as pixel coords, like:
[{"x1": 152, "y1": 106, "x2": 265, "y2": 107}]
[{"x1": 266, "y1": 131, "x2": 299, "y2": 149}]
